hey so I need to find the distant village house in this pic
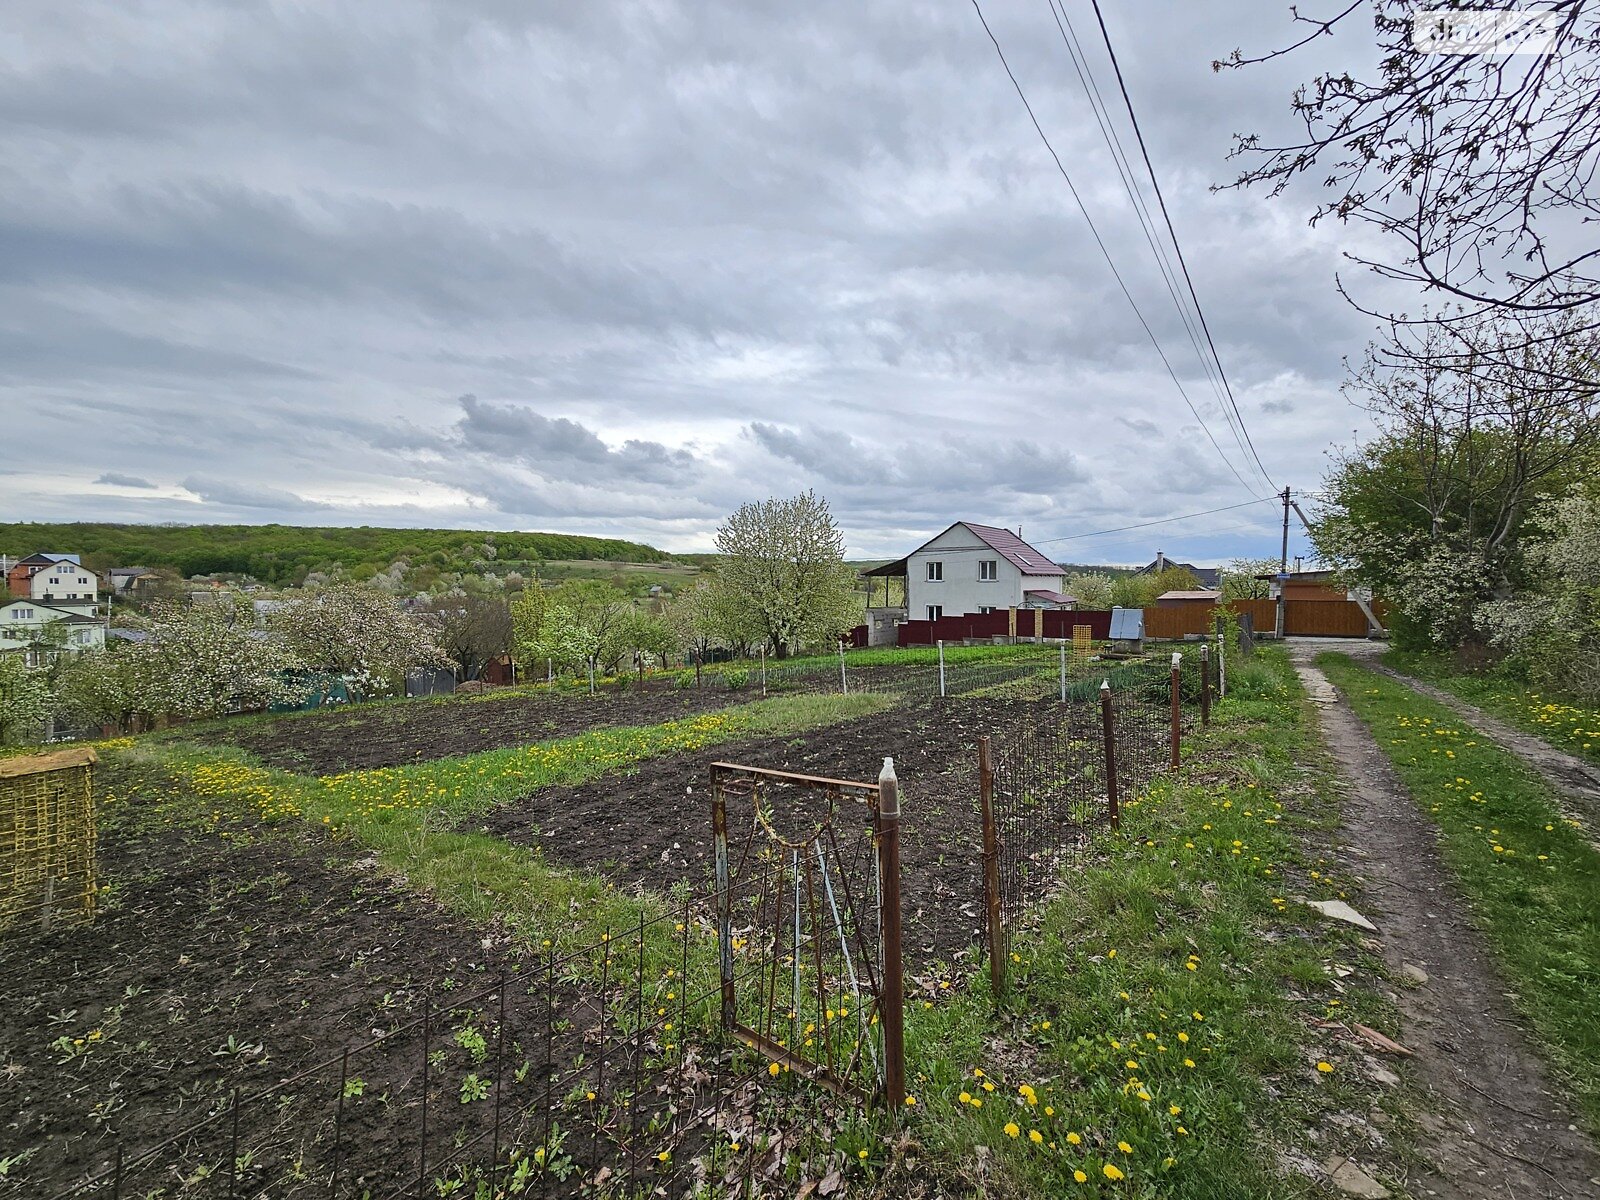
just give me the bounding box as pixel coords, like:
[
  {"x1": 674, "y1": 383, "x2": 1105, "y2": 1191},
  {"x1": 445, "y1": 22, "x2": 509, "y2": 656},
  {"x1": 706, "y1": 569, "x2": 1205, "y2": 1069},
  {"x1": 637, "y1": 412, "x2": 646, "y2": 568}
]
[
  {"x1": 0, "y1": 552, "x2": 105, "y2": 658},
  {"x1": 862, "y1": 522, "x2": 1075, "y2": 646}
]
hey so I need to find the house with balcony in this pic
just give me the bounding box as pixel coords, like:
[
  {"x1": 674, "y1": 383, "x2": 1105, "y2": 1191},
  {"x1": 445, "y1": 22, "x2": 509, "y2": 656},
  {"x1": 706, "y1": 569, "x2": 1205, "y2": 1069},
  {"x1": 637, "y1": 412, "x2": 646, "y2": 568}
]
[
  {"x1": 861, "y1": 522, "x2": 1072, "y2": 645},
  {"x1": 1, "y1": 552, "x2": 105, "y2": 659}
]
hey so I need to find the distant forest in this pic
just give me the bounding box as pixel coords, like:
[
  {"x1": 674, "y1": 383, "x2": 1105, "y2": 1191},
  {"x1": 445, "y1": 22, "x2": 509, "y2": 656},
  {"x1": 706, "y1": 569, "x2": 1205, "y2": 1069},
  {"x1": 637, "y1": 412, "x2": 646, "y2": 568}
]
[{"x1": 0, "y1": 523, "x2": 672, "y2": 586}]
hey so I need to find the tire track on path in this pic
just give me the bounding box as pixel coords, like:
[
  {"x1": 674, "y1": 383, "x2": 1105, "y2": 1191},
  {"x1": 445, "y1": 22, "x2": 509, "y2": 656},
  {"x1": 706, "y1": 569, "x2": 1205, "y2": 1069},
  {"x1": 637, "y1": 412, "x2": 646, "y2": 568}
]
[{"x1": 1288, "y1": 644, "x2": 1600, "y2": 1199}]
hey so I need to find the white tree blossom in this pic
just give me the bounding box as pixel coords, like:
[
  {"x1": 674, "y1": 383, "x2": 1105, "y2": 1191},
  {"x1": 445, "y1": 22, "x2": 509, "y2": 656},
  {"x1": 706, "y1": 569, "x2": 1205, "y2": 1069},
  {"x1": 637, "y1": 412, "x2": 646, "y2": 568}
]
[{"x1": 271, "y1": 582, "x2": 449, "y2": 696}]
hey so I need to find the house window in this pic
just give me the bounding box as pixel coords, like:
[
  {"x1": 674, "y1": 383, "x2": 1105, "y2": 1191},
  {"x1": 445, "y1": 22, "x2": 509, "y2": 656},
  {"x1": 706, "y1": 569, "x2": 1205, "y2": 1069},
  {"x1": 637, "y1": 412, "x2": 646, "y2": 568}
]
[
  {"x1": 926, "y1": 605, "x2": 943, "y2": 621},
  {"x1": 978, "y1": 606, "x2": 996, "y2": 615},
  {"x1": 17, "y1": 608, "x2": 32, "y2": 619},
  {"x1": 979, "y1": 559, "x2": 998, "y2": 581},
  {"x1": 925, "y1": 561, "x2": 943, "y2": 582}
]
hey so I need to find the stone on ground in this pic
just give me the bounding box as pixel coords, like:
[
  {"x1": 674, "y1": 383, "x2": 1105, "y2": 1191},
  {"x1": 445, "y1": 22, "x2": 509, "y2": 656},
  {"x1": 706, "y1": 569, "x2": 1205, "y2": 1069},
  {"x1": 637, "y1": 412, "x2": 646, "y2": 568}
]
[
  {"x1": 1306, "y1": 899, "x2": 1378, "y2": 932},
  {"x1": 1323, "y1": 1156, "x2": 1391, "y2": 1198}
]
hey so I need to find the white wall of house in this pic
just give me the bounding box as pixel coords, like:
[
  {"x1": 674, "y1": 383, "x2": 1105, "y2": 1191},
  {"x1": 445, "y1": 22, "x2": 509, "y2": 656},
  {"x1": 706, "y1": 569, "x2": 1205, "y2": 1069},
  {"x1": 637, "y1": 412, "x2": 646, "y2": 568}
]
[
  {"x1": 905, "y1": 525, "x2": 1064, "y2": 620},
  {"x1": 30, "y1": 564, "x2": 99, "y2": 608},
  {"x1": 0, "y1": 600, "x2": 105, "y2": 654}
]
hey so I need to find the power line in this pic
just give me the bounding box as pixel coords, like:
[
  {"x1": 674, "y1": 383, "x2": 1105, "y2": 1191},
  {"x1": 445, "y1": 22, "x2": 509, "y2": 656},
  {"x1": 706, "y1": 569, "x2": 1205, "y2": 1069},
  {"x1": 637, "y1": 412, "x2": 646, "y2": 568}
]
[
  {"x1": 1085, "y1": 0, "x2": 1279, "y2": 492},
  {"x1": 866, "y1": 497, "x2": 1277, "y2": 560},
  {"x1": 967, "y1": 0, "x2": 1264, "y2": 498},
  {"x1": 1034, "y1": 496, "x2": 1276, "y2": 544},
  {"x1": 1043, "y1": 0, "x2": 1271, "y2": 495}
]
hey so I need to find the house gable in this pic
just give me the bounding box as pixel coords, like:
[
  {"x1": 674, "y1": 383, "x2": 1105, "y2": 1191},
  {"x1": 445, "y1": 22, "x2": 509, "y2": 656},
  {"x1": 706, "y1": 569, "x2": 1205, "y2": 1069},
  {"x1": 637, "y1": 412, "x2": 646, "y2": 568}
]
[{"x1": 904, "y1": 522, "x2": 1065, "y2": 619}]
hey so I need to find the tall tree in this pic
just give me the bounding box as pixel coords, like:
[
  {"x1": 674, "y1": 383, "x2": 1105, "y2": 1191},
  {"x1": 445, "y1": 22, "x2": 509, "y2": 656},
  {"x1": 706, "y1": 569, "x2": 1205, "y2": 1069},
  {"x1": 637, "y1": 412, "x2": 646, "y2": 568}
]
[
  {"x1": 1312, "y1": 314, "x2": 1600, "y2": 646},
  {"x1": 1223, "y1": 0, "x2": 1600, "y2": 378},
  {"x1": 1219, "y1": 559, "x2": 1278, "y2": 601},
  {"x1": 1063, "y1": 571, "x2": 1115, "y2": 609},
  {"x1": 508, "y1": 575, "x2": 550, "y2": 675},
  {"x1": 419, "y1": 592, "x2": 512, "y2": 681},
  {"x1": 270, "y1": 582, "x2": 448, "y2": 695},
  {"x1": 0, "y1": 653, "x2": 52, "y2": 746},
  {"x1": 667, "y1": 579, "x2": 761, "y2": 661},
  {"x1": 125, "y1": 596, "x2": 304, "y2": 720},
  {"x1": 712, "y1": 491, "x2": 859, "y2": 659}
]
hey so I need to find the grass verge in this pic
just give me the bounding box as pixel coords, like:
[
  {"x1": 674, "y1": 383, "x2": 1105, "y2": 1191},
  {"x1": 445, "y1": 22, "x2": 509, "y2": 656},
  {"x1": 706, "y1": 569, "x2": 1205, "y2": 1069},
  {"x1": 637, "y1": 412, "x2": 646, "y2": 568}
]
[
  {"x1": 898, "y1": 649, "x2": 1402, "y2": 1198},
  {"x1": 103, "y1": 690, "x2": 892, "y2": 955},
  {"x1": 1383, "y1": 649, "x2": 1600, "y2": 767},
  {"x1": 1320, "y1": 652, "x2": 1600, "y2": 1130}
]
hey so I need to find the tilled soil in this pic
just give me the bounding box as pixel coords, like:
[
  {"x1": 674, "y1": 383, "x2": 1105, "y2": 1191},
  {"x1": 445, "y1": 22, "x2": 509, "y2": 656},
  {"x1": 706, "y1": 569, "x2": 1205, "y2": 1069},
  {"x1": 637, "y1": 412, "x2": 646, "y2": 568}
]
[
  {"x1": 476, "y1": 697, "x2": 1153, "y2": 968},
  {"x1": 480, "y1": 702, "x2": 991, "y2": 966},
  {"x1": 1291, "y1": 651, "x2": 1600, "y2": 1199},
  {"x1": 186, "y1": 682, "x2": 751, "y2": 775},
  {"x1": 0, "y1": 824, "x2": 558, "y2": 1199}
]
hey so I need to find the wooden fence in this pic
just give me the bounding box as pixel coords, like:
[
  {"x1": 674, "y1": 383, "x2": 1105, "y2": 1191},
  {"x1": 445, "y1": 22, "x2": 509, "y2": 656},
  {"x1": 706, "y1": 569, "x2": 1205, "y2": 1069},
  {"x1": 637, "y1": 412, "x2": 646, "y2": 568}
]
[
  {"x1": 895, "y1": 597, "x2": 1379, "y2": 646},
  {"x1": 1142, "y1": 600, "x2": 1277, "y2": 640}
]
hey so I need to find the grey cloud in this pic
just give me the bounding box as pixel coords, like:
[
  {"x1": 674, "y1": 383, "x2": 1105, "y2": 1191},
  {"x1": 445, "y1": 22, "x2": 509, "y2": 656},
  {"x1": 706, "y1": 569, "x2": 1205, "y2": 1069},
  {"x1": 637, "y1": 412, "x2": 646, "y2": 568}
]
[
  {"x1": 95, "y1": 472, "x2": 156, "y2": 488},
  {"x1": 0, "y1": 0, "x2": 1381, "y2": 569},
  {"x1": 454, "y1": 396, "x2": 699, "y2": 486},
  {"x1": 180, "y1": 476, "x2": 330, "y2": 512}
]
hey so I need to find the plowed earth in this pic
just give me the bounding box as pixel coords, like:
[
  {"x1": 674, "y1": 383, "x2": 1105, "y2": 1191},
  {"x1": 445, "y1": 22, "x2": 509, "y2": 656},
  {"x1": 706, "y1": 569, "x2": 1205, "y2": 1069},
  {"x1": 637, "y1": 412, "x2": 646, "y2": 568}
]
[
  {"x1": 478, "y1": 697, "x2": 1164, "y2": 967},
  {"x1": 185, "y1": 682, "x2": 750, "y2": 775}
]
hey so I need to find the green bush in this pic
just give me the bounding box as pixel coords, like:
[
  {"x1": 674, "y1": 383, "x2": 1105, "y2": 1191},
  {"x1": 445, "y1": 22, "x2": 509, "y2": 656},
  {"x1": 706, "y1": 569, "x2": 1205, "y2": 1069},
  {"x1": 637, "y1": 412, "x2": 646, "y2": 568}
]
[{"x1": 725, "y1": 669, "x2": 749, "y2": 692}]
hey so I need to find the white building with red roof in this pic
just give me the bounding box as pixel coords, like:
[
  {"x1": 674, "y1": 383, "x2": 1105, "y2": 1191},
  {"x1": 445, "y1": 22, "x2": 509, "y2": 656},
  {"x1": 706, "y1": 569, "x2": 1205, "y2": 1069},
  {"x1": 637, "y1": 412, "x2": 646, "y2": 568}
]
[{"x1": 864, "y1": 521, "x2": 1074, "y2": 628}]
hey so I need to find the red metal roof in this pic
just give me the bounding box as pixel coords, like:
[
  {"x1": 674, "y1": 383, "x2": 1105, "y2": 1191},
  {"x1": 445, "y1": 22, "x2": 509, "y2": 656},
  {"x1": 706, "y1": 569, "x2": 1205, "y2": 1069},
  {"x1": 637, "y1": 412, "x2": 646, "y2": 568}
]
[
  {"x1": 1024, "y1": 589, "x2": 1077, "y2": 604},
  {"x1": 960, "y1": 523, "x2": 1064, "y2": 576},
  {"x1": 860, "y1": 521, "x2": 1065, "y2": 577}
]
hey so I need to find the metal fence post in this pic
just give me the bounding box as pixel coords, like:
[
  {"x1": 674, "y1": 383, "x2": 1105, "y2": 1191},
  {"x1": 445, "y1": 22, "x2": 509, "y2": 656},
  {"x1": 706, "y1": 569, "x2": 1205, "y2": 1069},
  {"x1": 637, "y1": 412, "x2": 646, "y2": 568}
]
[
  {"x1": 588, "y1": 662, "x2": 596, "y2": 695},
  {"x1": 760, "y1": 645, "x2": 767, "y2": 697},
  {"x1": 937, "y1": 640, "x2": 946, "y2": 698},
  {"x1": 712, "y1": 771, "x2": 735, "y2": 1031},
  {"x1": 1169, "y1": 651, "x2": 1182, "y2": 771},
  {"x1": 1058, "y1": 642, "x2": 1067, "y2": 702},
  {"x1": 877, "y1": 757, "x2": 907, "y2": 1111},
  {"x1": 1216, "y1": 616, "x2": 1227, "y2": 698},
  {"x1": 1100, "y1": 680, "x2": 1119, "y2": 829},
  {"x1": 695, "y1": 650, "x2": 702, "y2": 689},
  {"x1": 839, "y1": 640, "x2": 849, "y2": 694},
  {"x1": 1199, "y1": 644, "x2": 1211, "y2": 727},
  {"x1": 977, "y1": 737, "x2": 1003, "y2": 999}
]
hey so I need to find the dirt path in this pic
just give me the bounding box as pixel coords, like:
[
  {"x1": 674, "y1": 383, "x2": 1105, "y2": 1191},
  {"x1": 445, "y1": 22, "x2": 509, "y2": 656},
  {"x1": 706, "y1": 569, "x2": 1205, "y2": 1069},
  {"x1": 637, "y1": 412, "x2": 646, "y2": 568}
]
[
  {"x1": 1287, "y1": 644, "x2": 1600, "y2": 1199},
  {"x1": 1367, "y1": 658, "x2": 1600, "y2": 833}
]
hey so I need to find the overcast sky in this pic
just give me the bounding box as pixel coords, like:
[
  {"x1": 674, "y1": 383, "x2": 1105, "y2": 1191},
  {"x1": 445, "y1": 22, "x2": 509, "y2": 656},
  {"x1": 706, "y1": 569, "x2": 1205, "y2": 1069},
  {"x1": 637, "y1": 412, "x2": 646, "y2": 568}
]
[{"x1": 1, "y1": 0, "x2": 1406, "y2": 566}]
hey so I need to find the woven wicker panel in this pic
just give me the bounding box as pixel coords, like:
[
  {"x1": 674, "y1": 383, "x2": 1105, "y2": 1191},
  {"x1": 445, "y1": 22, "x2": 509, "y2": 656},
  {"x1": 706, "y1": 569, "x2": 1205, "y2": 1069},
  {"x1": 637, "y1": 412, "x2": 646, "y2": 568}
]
[{"x1": 0, "y1": 749, "x2": 97, "y2": 933}]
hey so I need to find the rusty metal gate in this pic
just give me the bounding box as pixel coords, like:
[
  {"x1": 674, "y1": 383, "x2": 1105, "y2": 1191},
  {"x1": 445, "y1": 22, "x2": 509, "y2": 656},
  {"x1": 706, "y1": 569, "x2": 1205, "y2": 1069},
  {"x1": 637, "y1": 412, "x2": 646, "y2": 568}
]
[{"x1": 709, "y1": 761, "x2": 906, "y2": 1108}]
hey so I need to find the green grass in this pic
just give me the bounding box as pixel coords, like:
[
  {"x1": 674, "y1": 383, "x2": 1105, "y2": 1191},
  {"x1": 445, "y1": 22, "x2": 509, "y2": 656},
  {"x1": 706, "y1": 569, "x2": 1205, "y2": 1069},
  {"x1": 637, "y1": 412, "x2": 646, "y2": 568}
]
[
  {"x1": 1383, "y1": 649, "x2": 1600, "y2": 767},
  {"x1": 107, "y1": 690, "x2": 892, "y2": 957},
  {"x1": 901, "y1": 650, "x2": 1404, "y2": 1198},
  {"x1": 749, "y1": 642, "x2": 1082, "y2": 671},
  {"x1": 1321, "y1": 653, "x2": 1600, "y2": 1130}
]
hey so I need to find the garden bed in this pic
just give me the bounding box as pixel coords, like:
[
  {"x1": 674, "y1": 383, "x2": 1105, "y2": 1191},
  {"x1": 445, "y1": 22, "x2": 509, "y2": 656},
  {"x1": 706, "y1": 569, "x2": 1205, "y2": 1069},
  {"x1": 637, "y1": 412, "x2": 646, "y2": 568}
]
[
  {"x1": 184, "y1": 681, "x2": 751, "y2": 775},
  {"x1": 0, "y1": 819, "x2": 561, "y2": 1198},
  {"x1": 478, "y1": 696, "x2": 1163, "y2": 967}
]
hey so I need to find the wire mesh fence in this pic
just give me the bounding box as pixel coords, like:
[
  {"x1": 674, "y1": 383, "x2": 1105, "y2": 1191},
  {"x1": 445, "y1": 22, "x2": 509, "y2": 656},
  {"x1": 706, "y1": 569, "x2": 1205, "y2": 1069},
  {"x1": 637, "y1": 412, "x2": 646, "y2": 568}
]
[
  {"x1": 46, "y1": 896, "x2": 873, "y2": 1200},
  {"x1": 975, "y1": 656, "x2": 1193, "y2": 993},
  {"x1": 39, "y1": 638, "x2": 1216, "y2": 1198}
]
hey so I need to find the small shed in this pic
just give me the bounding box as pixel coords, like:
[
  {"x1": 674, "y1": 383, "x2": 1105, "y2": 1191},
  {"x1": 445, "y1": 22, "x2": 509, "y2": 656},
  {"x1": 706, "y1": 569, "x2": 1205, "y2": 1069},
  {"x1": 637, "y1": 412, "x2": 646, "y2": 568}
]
[
  {"x1": 1155, "y1": 589, "x2": 1222, "y2": 608},
  {"x1": 1, "y1": 745, "x2": 98, "y2": 933}
]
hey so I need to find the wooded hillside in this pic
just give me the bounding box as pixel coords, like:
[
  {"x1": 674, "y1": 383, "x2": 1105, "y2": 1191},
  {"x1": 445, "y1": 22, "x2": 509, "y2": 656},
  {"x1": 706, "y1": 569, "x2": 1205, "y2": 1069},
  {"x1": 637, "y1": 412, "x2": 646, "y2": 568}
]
[{"x1": 0, "y1": 523, "x2": 672, "y2": 586}]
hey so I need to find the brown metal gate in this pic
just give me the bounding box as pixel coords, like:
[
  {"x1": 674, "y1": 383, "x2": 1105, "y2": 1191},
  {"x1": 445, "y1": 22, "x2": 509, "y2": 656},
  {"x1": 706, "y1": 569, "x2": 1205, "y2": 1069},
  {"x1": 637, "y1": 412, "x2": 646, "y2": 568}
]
[{"x1": 710, "y1": 761, "x2": 906, "y2": 1107}]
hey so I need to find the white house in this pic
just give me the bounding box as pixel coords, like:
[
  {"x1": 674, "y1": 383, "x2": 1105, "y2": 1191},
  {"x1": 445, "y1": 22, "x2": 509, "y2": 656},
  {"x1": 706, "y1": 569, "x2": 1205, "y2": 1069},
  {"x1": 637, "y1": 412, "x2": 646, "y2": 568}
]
[
  {"x1": 864, "y1": 523, "x2": 1074, "y2": 638},
  {"x1": 29, "y1": 560, "x2": 100, "y2": 615},
  {"x1": 0, "y1": 599, "x2": 106, "y2": 659}
]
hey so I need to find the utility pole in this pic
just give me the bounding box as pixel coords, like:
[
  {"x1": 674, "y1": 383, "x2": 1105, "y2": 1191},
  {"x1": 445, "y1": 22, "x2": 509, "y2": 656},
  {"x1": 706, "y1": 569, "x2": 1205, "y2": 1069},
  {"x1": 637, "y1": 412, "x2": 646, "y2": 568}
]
[{"x1": 1275, "y1": 486, "x2": 1291, "y2": 639}]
